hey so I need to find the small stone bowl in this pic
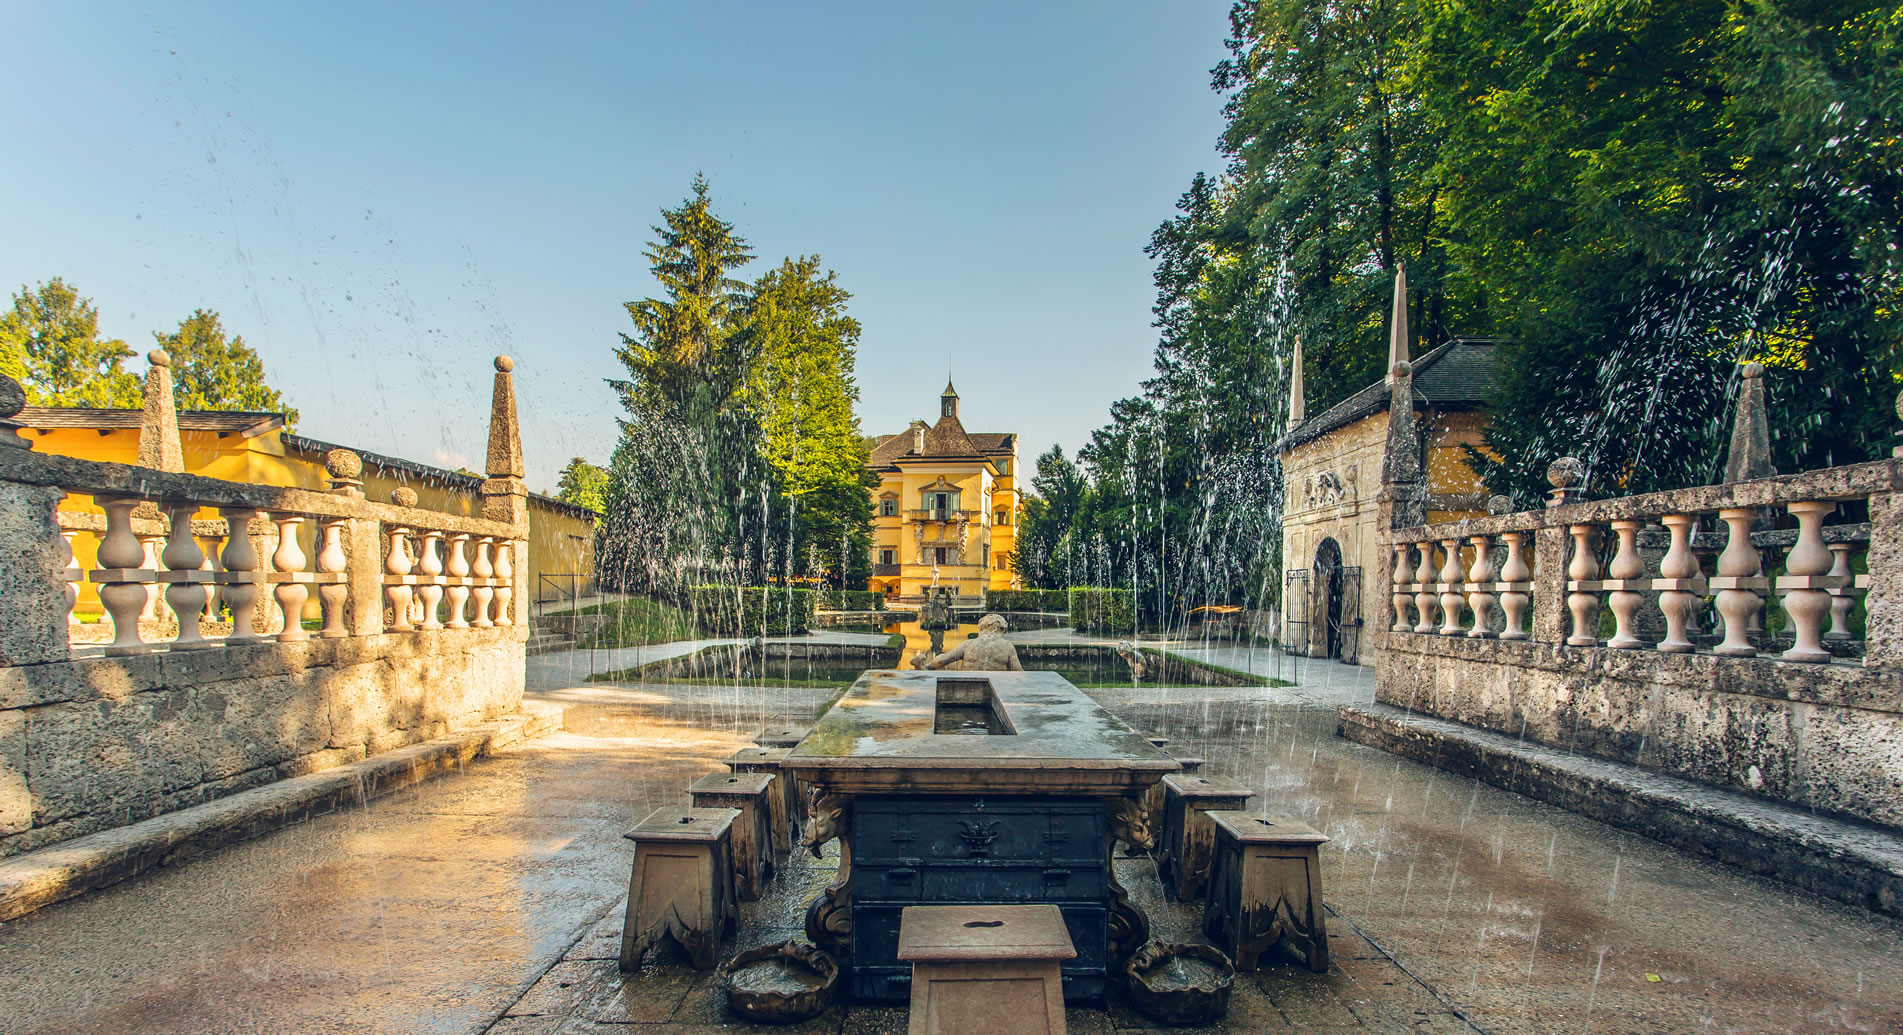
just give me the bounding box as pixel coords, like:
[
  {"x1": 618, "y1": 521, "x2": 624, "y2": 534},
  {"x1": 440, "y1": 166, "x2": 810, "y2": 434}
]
[
  {"x1": 723, "y1": 939, "x2": 838, "y2": 1024},
  {"x1": 1124, "y1": 941, "x2": 1235, "y2": 1026}
]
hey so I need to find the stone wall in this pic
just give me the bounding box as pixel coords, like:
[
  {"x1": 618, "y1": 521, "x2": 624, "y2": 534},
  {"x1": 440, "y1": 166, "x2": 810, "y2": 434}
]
[
  {"x1": 0, "y1": 629, "x2": 522, "y2": 856},
  {"x1": 0, "y1": 397, "x2": 531, "y2": 858},
  {"x1": 1373, "y1": 457, "x2": 1903, "y2": 831}
]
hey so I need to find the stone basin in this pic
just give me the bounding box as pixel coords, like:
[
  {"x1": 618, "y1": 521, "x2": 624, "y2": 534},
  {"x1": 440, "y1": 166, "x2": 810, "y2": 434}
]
[
  {"x1": 723, "y1": 939, "x2": 839, "y2": 1023},
  {"x1": 1124, "y1": 941, "x2": 1235, "y2": 1025},
  {"x1": 782, "y1": 669, "x2": 1180, "y2": 795}
]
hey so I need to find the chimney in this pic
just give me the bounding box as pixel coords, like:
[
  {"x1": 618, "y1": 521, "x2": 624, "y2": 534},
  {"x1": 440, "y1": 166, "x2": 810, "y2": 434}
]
[{"x1": 910, "y1": 420, "x2": 927, "y2": 454}]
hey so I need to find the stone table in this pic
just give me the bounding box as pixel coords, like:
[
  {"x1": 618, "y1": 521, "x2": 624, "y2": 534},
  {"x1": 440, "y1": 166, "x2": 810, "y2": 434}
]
[{"x1": 783, "y1": 670, "x2": 1180, "y2": 1002}]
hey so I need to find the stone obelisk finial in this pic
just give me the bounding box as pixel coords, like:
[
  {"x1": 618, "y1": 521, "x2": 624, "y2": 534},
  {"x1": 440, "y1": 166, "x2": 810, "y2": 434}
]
[
  {"x1": 138, "y1": 349, "x2": 184, "y2": 473},
  {"x1": 480, "y1": 355, "x2": 529, "y2": 526},
  {"x1": 1288, "y1": 335, "x2": 1306, "y2": 426},
  {"x1": 1385, "y1": 264, "x2": 1409, "y2": 386},
  {"x1": 1722, "y1": 361, "x2": 1775, "y2": 484}
]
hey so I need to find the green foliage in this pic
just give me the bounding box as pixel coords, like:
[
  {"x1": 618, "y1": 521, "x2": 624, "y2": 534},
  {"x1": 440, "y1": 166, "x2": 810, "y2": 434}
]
[
  {"x1": 1068, "y1": 587, "x2": 1136, "y2": 634},
  {"x1": 556, "y1": 457, "x2": 608, "y2": 517},
  {"x1": 687, "y1": 585, "x2": 815, "y2": 635},
  {"x1": 600, "y1": 178, "x2": 874, "y2": 595},
  {"x1": 817, "y1": 589, "x2": 885, "y2": 611},
  {"x1": 984, "y1": 589, "x2": 1070, "y2": 612},
  {"x1": 0, "y1": 278, "x2": 138, "y2": 407},
  {"x1": 577, "y1": 595, "x2": 700, "y2": 648},
  {"x1": 153, "y1": 308, "x2": 297, "y2": 423}
]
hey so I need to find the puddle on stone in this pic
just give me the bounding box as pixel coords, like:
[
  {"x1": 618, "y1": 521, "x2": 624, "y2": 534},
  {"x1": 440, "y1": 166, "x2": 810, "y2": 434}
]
[{"x1": 1141, "y1": 954, "x2": 1224, "y2": 990}]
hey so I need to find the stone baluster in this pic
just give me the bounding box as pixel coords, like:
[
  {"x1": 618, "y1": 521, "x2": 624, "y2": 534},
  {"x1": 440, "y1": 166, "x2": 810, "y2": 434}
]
[
  {"x1": 59, "y1": 528, "x2": 80, "y2": 626},
  {"x1": 1436, "y1": 538, "x2": 1465, "y2": 635},
  {"x1": 1565, "y1": 525, "x2": 1601, "y2": 646},
  {"x1": 1777, "y1": 501, "x2": 1837, "y2": 663},
  {"x1": 91, "y1": 496, "x2": 150, "y2": 655},
  {"x1": 1412, "y1": 542, "x2": 1440, "y2": 634},
  {"x1": 1465, "y1": 535, "x2": 1496, "y2": 638},
  {"x1": 384, "y1": 522, "x2": 415, "y2": 632},
  {"x1": 1604, "y1": 520, "x2": 1646, "y2": 649},
  {"x1": 271, "y1": 515, "x2": 310, "y2": 642},
  {"x1": 417, "y1": 530, "x2": 446, "y2": 630},
  {"x1": 219, "y1": 508, "x2": 264, "y2": 642},
  {"x1": 493, "y1": 539, "x2": 515, "y2": 627},
  {"x1": 138, "y1": 530, "x2": 164, "y2": 622},
  {"x1": 160, "y1": 503, "x2": 212, "y2": 649},
  {"x1": 317, "y1": 517, "x2": 349, "y2": 638},
  {"x1": 472, "y1": 537, "x2": 496, "y2": 628},
  {"x1": 1654, "y1": 514, "x2": 1701, "y2": 653},
  {"x1": 1711, "y1": 507, "x2": 1764, "y2": 657},
  {"x1": 1825, "y1": 541, "x2": 1856, "y2": 641},
  {"x1": 444, "y1": 533, "x2": 473, "y2": 628},
  {"x1": 1498, "y1": 532, "x2": 1531, "y2": 641},
  {"x1": 1390, "y1": 543, "x2": 1414, "y2": 632},
  {"x1": 198, "y1": 523, "x2": 225, "y2": 627}
]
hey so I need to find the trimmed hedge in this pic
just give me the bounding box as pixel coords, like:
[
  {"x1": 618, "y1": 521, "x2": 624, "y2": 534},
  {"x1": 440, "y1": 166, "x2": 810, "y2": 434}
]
[
  {"x1": 687, "y1": 586, "x2": 816, "y2": 634},
  {"x1": 1069, "y1": 587, "x2": 1136, "y2": 634},
  {"x1": 984, "y1": 589, "x2": 1071, "y2": 613},
  {"x1": 817, "y1": 589, "x2": 886, "y2": 611}
]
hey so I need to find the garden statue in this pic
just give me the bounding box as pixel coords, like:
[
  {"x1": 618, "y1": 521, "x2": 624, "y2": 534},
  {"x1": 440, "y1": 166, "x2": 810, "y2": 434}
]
[
  {"x1": 920, "y1": 587, "x2": 955, "y2": 655},
  {"x1": 923, "y1": 613, "x2": 1023, "y2": 672}
]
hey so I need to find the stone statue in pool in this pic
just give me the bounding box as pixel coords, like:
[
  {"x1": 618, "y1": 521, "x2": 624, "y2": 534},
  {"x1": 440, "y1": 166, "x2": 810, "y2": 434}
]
[{"x1": 919, "y1": 613, "x2": 1023, "y2": 671}]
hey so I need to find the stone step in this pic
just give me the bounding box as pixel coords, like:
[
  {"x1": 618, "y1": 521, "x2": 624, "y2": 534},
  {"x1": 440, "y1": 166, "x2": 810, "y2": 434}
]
[
  {"x1": 1337, "y1": 702, "x2": 1903, "y2": 919},
  {"x1": 0, "y1": 702, "x2": 566, "y2": 922}
]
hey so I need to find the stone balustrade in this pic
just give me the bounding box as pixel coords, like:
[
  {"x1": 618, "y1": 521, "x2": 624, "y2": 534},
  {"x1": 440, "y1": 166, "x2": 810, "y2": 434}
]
[
  {"x1": 1384, "y1": 458, "x2": 1889, "y2": 664},
  {"x1": 1, "y1": 445, "x2": 528, "y2": 665}
]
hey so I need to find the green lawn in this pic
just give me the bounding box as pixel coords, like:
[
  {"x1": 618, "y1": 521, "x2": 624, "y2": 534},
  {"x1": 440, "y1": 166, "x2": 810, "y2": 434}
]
[{"x1": 569, "y1": 597, "x2": 701, "y2": 648}]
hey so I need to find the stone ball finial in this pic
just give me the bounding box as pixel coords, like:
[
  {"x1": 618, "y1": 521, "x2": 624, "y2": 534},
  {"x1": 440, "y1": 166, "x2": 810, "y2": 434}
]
[
  {"x1": 1742, "y1": 360, "x2": 1764, "y2": 379},
  {"x1": 324, "y1": 448, "x2": 363, "y2": 479},
  {"x1": 494, "y1": 355, "x2": 514, "y2": 373},
  {"x1": 0, "y1": 373, "x2": 24, "y2": 419},
  {"x1": 1547, "y1": 456, "x2": 1585, "y2": 490},
  {"x1": 148, "y1": 349, "x2": 171, "y2": 368},
  {"x1": 1390, "y1": 359, "x2": 1413, "y2": 380},
  {"x1": 1487, "y1": 494, "x2": 1514, "y2": 516},
  {"x1": 391, "y1": 486, "x2": 418, "y2": 508}
]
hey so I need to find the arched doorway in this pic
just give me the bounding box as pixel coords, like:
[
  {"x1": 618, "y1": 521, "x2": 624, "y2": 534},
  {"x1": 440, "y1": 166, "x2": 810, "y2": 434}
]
[{"x1": 1313, "y1": 538, "x2": 1345, "y2": 660}]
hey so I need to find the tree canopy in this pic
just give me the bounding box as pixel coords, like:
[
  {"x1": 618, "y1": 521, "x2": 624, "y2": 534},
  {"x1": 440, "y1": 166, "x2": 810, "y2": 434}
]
[
  {"x1": 153, "y1": 308, "x2": 297, "y2": 423},
  {"x1": 0, "y1": 278, "x2": 139, "y2": 407},
  {"x1": 1018, "y1": 0, "x2": 1901, "y2": 624},
  {"x1": 555, "y1": 457, "x2": 609, "y2": 517},
  {"x1": 599, "y1": 178, "x2": 874, "y2": 595}
]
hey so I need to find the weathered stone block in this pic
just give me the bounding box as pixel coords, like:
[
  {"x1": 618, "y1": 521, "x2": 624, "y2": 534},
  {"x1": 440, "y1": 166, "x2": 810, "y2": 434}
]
[
  {"x1": 1800, "y1": 705, "x2": 1903, "y2": 829},
  {"x1": 26, "y1": 688, "x2": 202, "y2": 826},
  {"x1": 0, "y1": 481, "x2": 70, "y2": 667},
  {"x1": 0, "y1": 709, "x2": 27, "y2": 836},
  {"x1": 194, "y1": 673, "x2": 331, "y2": 780}
]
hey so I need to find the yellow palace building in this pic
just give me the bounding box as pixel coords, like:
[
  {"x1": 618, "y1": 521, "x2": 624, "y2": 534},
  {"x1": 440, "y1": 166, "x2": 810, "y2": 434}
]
[{"x1": 865, "y1": 382, "x2": 1019, "y2": 603}]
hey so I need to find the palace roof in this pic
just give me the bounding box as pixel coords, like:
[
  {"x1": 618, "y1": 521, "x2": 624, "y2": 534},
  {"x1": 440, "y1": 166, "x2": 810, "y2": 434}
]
[{"x1": 867, "y1": 416, "x2": 1015, "y2": 470}]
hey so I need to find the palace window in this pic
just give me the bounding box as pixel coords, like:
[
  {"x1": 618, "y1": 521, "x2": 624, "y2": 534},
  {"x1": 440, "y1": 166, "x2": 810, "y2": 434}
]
[
  {"x1": 996, "y1": 459, "x2": 1011, "y2": 475},
  {"x1": 997, "y1": 551, "x2": 1010, "y2": 570},
  {"x1": 879, "y1": 548, "x2": 894, "y2": 565},
  {"x1": 921, "y1": 490, "x2": 959, "y2": 517},
  {"x1": 934, "y1": 546, "x2": 949, "y2": 565},
  {"x1": 994, "y1": 508, "x2": 1009, "y2": 527},
  {"x1": 880, "y1": 498, "x2": 897, "y2": 517}
]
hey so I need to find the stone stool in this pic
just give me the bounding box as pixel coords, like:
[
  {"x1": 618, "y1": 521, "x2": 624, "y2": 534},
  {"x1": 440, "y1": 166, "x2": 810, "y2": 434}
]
[
  {"x1": 724, "y1": 746, "x2": 796, "y2": 858},
  {"x1": 1139, "y1": 755, "x2": 1206, "y2": 848},
  {"x1": 1156, "y1": 773, "x2": 1253, "y2": 902},
  {"x1": 897, "y1": 904, "x2": 1076, "y2": 1035},
  {"x1": 620, "y1": 806, "x2": 739, "y2": 971},
  {"x1": 687, "y1": 771, "x2": 776, "y2": 901},
  {"x1": 752, "y1": 724, "x2": 809, "y2": 749},
  {"x1": 1203, "y1": 811, "x2": 1329, "y2": 973}
]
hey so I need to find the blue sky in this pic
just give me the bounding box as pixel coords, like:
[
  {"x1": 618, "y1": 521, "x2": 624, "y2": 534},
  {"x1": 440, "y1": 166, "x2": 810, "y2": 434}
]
[{"x1": 1, "y1": 1, "x2": 1232, "y2": 491}]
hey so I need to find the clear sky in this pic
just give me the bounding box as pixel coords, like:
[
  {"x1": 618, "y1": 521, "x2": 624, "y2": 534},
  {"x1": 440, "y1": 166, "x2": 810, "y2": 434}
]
[{"x1": 1, "y1": 1, "x2": 1232, "y2": 491}]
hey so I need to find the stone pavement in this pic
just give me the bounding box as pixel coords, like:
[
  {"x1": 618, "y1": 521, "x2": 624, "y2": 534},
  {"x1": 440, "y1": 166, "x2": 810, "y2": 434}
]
[{"x1": 1, "y1": 659, "x2": 1897, "y2": 1033}]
